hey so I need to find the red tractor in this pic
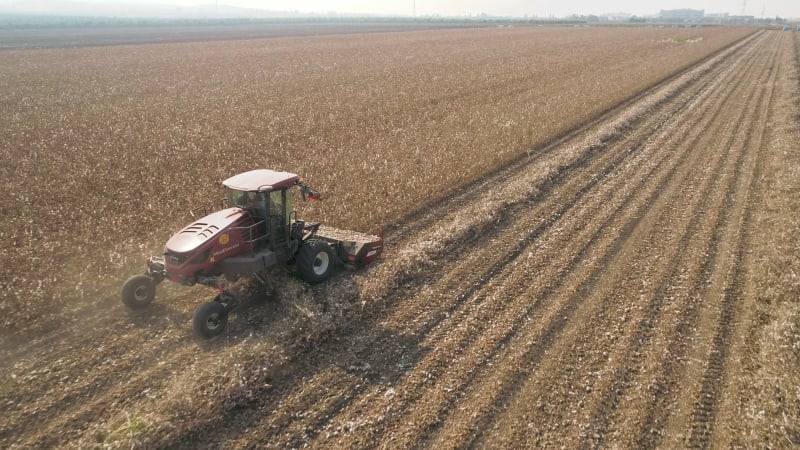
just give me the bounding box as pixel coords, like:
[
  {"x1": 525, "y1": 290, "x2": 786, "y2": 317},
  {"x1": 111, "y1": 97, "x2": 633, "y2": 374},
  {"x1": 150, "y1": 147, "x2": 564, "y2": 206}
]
[{"x1": 121, "y1": 169, "x2": 383, "y2": 338}]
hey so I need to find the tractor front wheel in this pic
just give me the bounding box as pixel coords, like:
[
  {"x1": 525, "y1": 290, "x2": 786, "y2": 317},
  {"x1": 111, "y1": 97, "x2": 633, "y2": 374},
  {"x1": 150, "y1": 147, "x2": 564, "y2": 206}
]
[
  {"x1": 121, "y1": 274, "x2": 156, "y2": 309},
  {"x1": 193, "y1": 301, "x2": 228, "y2": 339},
  {"x1": 296, "y1": 240, "x2": 335, "y2": 284}
]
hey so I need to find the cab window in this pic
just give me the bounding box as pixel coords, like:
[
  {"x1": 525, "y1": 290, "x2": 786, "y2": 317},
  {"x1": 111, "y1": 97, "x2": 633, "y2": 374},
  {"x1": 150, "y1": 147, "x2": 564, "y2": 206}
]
[
  {"x1": 227, "y1": 189, "x2": 251, "y2": 208},
  {"x1": 269, "y1": 190, "x2": 284, "y2": 219}
]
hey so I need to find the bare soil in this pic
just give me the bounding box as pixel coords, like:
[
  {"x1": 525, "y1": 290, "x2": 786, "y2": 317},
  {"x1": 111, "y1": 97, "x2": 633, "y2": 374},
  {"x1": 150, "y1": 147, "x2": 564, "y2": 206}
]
[{"x1": 1, "y1": 29, "x2": 798, "y2": 449}]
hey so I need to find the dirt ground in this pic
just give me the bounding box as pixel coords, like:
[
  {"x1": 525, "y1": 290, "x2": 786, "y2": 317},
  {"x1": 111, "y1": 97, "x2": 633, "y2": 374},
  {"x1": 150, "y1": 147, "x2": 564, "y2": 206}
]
[{"x1": 1, "y1": 29, "x2": 799, "y2": 448}]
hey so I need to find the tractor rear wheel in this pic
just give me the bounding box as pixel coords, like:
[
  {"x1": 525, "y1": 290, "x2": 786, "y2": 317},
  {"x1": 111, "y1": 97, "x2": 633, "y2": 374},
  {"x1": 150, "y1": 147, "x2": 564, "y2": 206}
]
[
  {"x1": 193, "y1": 301, "x2": 228, "y2": 339},
  {"x1": 121, "y1": 274, "x2": 156, "y2": 309},
  {"x1": 296, "y1": 240, "x2": 335, "y2": 284}
]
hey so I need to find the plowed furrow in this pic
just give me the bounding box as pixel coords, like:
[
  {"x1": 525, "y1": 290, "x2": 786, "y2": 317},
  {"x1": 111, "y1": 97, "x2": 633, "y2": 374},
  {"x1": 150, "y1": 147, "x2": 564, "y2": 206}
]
[
  {"x1": 633, "y1": 33, "x2": 782, "y2": 449},
  {"x1": 460, "y1": 36, "x2": 772, "y2": 450},
  {"x1": 581, "y1": 32, "x2": 779, "y2": 449},
  {"x1": 684, "y1": 34, "x2": 780, "y2": 450}
]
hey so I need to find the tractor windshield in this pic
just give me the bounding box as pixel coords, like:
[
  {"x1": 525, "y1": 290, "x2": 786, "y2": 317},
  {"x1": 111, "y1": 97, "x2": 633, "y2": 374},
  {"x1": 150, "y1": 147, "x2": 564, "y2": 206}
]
[
  {"x1": 227, "y1": 188, "x2": 267, "y2": 215},
  {"x1": 227, "y1": 188, "x2": 254, "y2": 209}
]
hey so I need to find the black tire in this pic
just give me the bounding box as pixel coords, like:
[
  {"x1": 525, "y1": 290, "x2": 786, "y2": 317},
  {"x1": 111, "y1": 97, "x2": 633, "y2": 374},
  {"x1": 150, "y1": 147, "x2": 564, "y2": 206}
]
[
  {"x1": 193, "y1": 302, "x2": 228, "y2": 339},
  {"x1": 296, "y1": 240, "x2": 335, "y2": 284},
  {"x1": 121, "y1": 274, "x2": 156, "y2": 309}
]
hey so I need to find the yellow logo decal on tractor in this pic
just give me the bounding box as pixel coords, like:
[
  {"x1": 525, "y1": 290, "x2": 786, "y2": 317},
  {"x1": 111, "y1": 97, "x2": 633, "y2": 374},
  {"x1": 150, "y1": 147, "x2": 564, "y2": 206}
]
[{"x1": 219, "y1": 233, "x2": 230, "y2": 245}]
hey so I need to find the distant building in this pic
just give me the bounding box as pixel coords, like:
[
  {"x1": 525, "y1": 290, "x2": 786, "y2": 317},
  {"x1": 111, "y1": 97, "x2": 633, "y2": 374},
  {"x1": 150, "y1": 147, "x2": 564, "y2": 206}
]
[
  {"x1": 659, "y1": 9, "x2": 704, "y2": 22},
  {"x1": 726, "y1": 15, "x2": 756, "y2": 24}
]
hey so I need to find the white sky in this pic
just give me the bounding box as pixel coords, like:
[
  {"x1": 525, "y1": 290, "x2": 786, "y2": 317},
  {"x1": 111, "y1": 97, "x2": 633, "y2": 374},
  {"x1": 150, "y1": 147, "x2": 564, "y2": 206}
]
[{"x1": 156, "y1": 0, "x2": 799, "y2": 18}]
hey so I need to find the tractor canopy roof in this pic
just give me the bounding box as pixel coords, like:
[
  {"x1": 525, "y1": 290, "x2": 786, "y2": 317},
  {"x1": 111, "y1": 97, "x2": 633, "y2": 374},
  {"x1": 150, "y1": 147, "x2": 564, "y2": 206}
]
[{"x1": 222, "y1": 169, "x2": 300, "y2": 192}]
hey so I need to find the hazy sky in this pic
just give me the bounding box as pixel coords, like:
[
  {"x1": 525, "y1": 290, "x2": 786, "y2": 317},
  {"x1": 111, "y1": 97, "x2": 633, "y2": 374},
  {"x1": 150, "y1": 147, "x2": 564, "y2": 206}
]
[{"x1": 154, "y1": 0, "x2": 799, "y2": 18}]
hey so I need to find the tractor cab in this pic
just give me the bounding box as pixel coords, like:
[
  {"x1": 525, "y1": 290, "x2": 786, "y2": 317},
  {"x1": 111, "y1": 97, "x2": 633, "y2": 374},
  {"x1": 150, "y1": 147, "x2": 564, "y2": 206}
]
[
  {"x1": 122, "y1": 168, "x2": 382, "y2": 339},
  {"x1": 222, "y1": 170, "x2": 299, "y2": 250}
]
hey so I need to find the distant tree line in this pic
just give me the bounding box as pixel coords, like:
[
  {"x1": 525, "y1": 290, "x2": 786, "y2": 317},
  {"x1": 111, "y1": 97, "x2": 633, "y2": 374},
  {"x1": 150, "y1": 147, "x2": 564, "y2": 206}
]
[{"x1": 0, "y1": 14, "x2": 589, "y2": 30}]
